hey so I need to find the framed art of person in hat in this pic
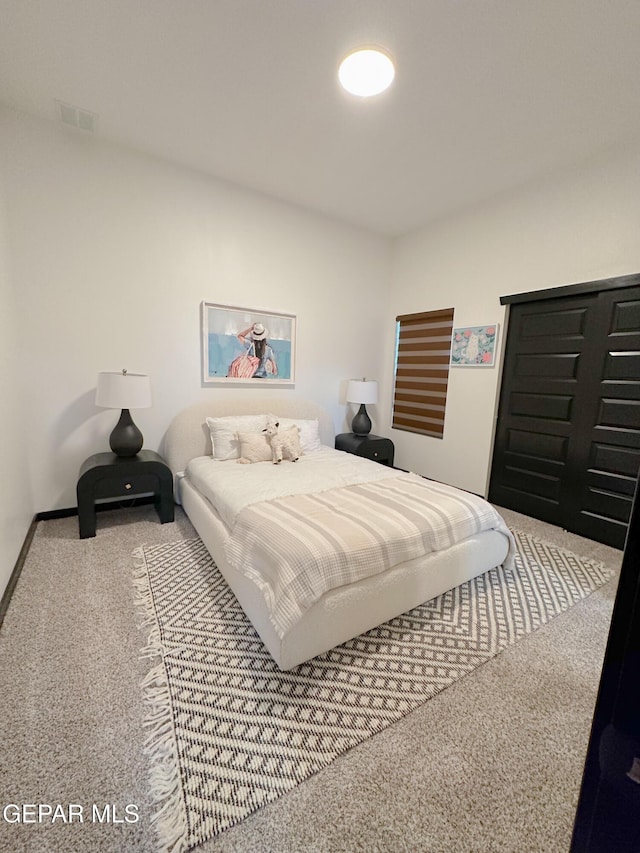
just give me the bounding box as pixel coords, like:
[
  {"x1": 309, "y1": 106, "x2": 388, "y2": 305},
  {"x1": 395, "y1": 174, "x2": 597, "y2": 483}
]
[{"x1": 200, "y1": 302, "x2": 295, "y2": 385}]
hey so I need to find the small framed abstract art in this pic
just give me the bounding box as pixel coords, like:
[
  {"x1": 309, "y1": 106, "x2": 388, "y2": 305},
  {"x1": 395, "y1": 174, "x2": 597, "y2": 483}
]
[
  {"x1": 201, "y1": 302, "x2": 296, "y2": 385},
  {"x1": 450, "y1": 324, "x2": 499, "y2": 367}
]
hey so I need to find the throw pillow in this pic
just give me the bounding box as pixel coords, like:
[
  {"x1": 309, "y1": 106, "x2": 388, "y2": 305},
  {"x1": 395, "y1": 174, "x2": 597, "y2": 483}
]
[
  {"x1": 236, "y1": 431, "x2": 272, "y2": 464},
  {"x1": 205, "y1": 414, "x2": 268, "y2": 460}
]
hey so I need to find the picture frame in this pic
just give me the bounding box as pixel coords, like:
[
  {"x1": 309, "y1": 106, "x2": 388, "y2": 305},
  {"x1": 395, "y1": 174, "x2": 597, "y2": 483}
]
[
  {"x1": 201, "y1": 302, "x2": 296, "y2": 385},
  {"x1": 450, "y1": 324, "x2": 499, "y2": 367}
]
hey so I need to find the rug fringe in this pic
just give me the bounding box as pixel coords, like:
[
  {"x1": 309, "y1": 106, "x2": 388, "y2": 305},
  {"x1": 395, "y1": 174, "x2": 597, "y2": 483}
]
[{"x1": 133, "y1": 545, "x2": 189, "y2": 853}]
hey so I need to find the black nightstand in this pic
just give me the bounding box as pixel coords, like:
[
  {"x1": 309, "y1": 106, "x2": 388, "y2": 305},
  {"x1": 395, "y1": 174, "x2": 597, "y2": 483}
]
[
  {"x1": 77, "y1": 449, "x2": 174, "y2": 539},
  {"x1": 335, "y1": 433, "x2": 395, "y2": 467}
]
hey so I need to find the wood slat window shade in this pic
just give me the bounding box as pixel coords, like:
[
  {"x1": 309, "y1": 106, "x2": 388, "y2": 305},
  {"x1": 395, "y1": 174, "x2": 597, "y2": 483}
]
[{"x1": 392, "y1": 307, "x2": 454, "y2": 438}]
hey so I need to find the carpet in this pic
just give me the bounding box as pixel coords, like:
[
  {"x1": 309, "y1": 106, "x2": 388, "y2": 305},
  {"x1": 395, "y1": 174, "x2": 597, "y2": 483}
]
[{"x1": 133, "y1": 530, "x2": 612, "y2": 853}]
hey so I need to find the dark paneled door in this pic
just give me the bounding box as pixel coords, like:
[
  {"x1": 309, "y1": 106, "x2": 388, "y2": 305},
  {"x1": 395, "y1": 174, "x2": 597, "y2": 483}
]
[{"x1": 489, "y1": 285, "x2": 640, "y2": 549}]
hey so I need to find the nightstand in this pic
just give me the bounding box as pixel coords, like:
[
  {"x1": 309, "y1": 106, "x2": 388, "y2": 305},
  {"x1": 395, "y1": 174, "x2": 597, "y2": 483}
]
[
  {"x1": 77, "y1": 449, "x2": 174, "y2": 538},
  {"x1": 335, "y1": 433, "x2": 395, "y2": 467}
]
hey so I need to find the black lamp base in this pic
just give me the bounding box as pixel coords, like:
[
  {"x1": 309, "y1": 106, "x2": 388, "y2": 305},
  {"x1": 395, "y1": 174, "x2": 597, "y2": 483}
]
[
  {"x1": 352, "y1": 403, "x2": 372, "y2": 436},
  {"x1": 110, "y1": 408, "x2": 143, "y2": 457}
]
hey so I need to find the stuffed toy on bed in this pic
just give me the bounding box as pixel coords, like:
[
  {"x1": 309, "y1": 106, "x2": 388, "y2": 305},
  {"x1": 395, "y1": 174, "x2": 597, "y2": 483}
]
[{"x1": 263, "y1": 418, "x2": 302, "y2": 464}]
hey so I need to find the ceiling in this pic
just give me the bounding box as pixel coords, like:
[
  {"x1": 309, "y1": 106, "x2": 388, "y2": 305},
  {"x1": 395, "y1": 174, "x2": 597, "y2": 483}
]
[{"x1": 1, "y1": 0, "x2": 640, "y2": 236}]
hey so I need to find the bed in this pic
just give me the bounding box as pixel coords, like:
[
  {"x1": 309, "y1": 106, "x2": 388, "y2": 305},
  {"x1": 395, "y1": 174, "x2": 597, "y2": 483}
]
[{"x1": 163, "y1": 397, "x2": 514, "y2": 670}]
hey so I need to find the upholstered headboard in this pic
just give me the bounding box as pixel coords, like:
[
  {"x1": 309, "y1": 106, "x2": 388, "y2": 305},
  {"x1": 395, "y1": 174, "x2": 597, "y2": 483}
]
[{"x1": 162, "y1": 396, "x2": 335, "y2": 475}]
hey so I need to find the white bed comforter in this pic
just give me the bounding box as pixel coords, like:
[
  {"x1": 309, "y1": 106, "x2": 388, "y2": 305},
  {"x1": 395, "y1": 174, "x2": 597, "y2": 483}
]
[
  {"x1": 185, "y1": 449, "x2": 515, "y2": 639},
  {"x1": 185, "y1": 447, "x2": 400, "y2": 528}
]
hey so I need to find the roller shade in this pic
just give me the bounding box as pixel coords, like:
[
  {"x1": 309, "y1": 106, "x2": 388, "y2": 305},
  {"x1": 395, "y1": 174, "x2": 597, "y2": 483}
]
[{"x1": 392, "y1": 307, "x2": 454, "y2": 438}]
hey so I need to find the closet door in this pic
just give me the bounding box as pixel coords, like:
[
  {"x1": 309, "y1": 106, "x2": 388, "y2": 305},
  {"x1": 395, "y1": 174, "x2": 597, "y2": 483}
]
[
  {"x1": 567, "y1": 288, "x2": 640, "y2": 545},
  {"x1": 489, "y1": 285, "x2": 640, "y2": 549}
]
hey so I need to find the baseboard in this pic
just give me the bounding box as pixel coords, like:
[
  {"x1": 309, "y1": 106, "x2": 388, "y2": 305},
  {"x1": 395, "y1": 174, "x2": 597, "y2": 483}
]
[
  {"x1": 36, "y1": 507, "x2": 78, "y2": 520},
  {"x1": 0, "y1": 515, "x2": 39, "y2": 631},
  {"x1": 36, "y1": 495, "x2": 156, "y2": 521}
]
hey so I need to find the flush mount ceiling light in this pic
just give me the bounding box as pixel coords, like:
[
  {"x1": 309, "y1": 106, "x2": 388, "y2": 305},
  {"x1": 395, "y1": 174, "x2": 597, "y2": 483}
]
[{"x1": 338, "y1": 48, "x2": 395, "y2": 97}]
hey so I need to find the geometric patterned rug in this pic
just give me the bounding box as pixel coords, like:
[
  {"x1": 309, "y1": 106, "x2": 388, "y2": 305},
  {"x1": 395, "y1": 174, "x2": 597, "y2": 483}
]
[{"x1": 133, "y1": 529, "x2": 613, "y2": 853}]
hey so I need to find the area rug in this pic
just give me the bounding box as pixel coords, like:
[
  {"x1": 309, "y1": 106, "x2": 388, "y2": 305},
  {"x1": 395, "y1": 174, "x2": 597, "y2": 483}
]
[{"x1": 133, "y1": 530, "x2": 613, "y2": 853}]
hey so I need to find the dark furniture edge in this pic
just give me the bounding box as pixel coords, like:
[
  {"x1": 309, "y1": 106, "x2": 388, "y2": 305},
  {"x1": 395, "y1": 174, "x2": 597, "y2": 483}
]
[
  {"x1": 37, "y1": 495, "x2": 158, "y2": 521},
  {"x1": 501, "y1": 272, "x2": 640, "y2": 306},
  {"x1": 0, "y1": 515, "x2": 39, "y2": 631}
]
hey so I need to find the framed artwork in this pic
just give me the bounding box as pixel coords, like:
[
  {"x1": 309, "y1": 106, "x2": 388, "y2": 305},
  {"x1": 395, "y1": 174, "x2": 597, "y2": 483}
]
[
  {"x1": 450, "y1": 324, "x2": 499, "y2": 367},
  {"x1": 201, "y1": 302, "x2": 296, "y2": 385}
]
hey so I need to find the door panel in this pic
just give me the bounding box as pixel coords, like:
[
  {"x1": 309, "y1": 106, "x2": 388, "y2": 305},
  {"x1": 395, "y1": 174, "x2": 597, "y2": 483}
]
[
  {"x1": 515, "y1": 352, "x2": 581, "y2": 378},
  {"x1": 604, "y1": 351, "x2": 640, "y2": 379},
  {"x1": 521, "y1": 307, "x2": 588, "y2": 338},
  {"x1": 507, "y1": 429, "x2": 568, "y2": 461},
  {"x1": 591, "y1": 443, "x2": 640, "y2": 477},
  {"x1": 489, "y1": 294, "x2": 592, "y2": 526},
  {"x1": 510, "y1": 392, "x2": 573, "y2": 420},
  {"x1": 490, "y1": 285, "x2": 640, "y2": 548},
  {"x1": 568, "y1": 288, "x2": 640, "y2": 546}
]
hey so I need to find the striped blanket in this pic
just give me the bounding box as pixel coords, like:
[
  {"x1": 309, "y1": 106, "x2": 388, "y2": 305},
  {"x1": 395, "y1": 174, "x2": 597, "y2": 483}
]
[{"x1": 224, "y1": 473, "x2": 514, "y2": 638}]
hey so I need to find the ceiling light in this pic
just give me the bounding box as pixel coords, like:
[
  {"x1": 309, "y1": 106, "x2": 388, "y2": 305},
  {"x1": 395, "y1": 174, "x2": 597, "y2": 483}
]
[{"x1": 338, "y1": 48, "x2": 395, "y2": 97}]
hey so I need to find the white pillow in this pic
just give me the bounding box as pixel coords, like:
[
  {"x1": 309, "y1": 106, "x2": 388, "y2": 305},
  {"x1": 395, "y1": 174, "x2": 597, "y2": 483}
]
[
  {"x1": 205, "y1": 414, "x2": 268, "y2": 461},
  {"x1": 236, "y1": 431, "x2": 272, "y2": 464},
  {"x1": 271, "y1": 416, "x2": 322, "y2": 453}
]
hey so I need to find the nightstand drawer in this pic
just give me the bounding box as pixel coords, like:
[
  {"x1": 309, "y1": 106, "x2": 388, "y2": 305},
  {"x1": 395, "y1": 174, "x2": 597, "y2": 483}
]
[
  {"x1": 93, "y1": 473, "x2": 158, "y2": 499},
  {"x1": 358, "y1": 439, "x2": 394, "y2": 465},
  {"x1": 335, "y1": 433, "x2": 395, "y2": 467}
]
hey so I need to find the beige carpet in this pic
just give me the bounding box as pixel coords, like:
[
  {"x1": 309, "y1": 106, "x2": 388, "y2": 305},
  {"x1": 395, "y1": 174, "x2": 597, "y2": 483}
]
[{"x1": 0, "y1": 504, "x2": 622, "y2": 853}]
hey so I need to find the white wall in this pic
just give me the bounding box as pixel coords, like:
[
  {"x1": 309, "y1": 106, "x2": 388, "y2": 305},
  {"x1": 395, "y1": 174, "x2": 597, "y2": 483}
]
[
  {"x1": 0, "y1": 106, "x2": 392, "y2": 516},
  {"x1": 0, "y1": 164, "x2": 34, "y2": 597},
  {"x1": 3, "y1": 100, "x2": 640, "y2": 600},
  {"x1": 384, "y1": 143, "x2": 640, "y2": 495}
]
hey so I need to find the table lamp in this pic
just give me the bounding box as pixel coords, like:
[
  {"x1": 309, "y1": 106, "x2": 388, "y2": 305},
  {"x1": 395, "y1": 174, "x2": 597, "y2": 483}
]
[
  {"x1": 95, "y1": 369, "x2": 152, "y2": 457},
  {"x1": 346, "y1": 378, "x2": 378, "y2": 436}
]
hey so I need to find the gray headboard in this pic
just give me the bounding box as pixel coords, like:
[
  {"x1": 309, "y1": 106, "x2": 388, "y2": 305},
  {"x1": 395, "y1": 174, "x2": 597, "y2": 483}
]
[{"x1": 162, "y1": 396, "x2": 335, "y2": 475}]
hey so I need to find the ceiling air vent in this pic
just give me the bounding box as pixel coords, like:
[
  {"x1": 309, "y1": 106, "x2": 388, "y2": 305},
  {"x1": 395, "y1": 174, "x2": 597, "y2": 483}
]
[{"x1": 56, "y1": 100, "x2": 98, "y2": 133}]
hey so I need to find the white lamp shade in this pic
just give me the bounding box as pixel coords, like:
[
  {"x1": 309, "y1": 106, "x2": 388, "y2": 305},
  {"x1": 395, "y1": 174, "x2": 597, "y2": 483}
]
[
  {"x1": 95, "y1": 371, "x2": 151, "y2": 409},
  {"x1": 346, "y1": 379, "x2": 378, "y2": 405}
]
